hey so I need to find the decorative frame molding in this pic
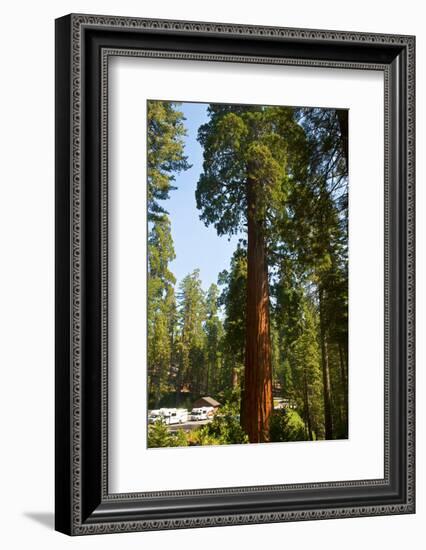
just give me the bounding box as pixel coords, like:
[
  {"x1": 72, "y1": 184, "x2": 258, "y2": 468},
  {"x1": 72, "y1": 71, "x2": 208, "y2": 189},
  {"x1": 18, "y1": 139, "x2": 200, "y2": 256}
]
[{"x1": 55, "y1": 14, "x2": 415, "y2": 535}]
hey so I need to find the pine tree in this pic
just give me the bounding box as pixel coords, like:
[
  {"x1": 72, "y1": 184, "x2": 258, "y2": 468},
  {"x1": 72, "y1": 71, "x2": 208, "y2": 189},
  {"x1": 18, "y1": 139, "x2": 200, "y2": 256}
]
[
  {"x1": 218, "y1": 244, "x2": 247, "y2": 395},
  {"x1": 147, "y1": 100, "x2": 190, "y2": 221},
  {"x1": 147, "y1": 216, "x2": 177, "y2": 406},
  {"x1": 204, "y1": 284, "x2": 224, "y2": 395},
  {"x1": 147, "y1": 101, "x2": 190, "y2": 406},
  {"x1": 176, "y1": 270, "x2": 206, "y2": 395},
  {"x1": 288, "y1": 107, "x2": 349, "y2": 439}
]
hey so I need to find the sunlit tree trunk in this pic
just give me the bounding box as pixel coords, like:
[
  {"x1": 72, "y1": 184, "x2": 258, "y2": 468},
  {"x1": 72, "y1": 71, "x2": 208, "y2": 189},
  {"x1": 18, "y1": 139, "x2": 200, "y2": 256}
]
[
  {"x1": 242, "y1": 177, "x2": 273, "y2": 443},
  {"x1": 205, "y1": 363, "x2": 210, "y2": 395},
  {"x1": 339, "y1": 341, "x2": 348, "y2": 427},
  {"x1": 337, "y1": 109, "x2": 349, "y2": 170},
  {"x1": 319, "y1": 287, "x2": 333, "y2": 440},
  {"x1": 232, "y1": 366, "x2": 239, "y2": 389},
  {"x1": 303, "y1": 370, "x2": 313, "y2": 440}
]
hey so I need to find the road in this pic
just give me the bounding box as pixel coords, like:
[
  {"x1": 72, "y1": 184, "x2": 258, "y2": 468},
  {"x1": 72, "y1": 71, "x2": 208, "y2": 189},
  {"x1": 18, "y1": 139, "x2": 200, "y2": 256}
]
[{"x1": 166, "y1": 419, "x2": 211, "y2": 432}]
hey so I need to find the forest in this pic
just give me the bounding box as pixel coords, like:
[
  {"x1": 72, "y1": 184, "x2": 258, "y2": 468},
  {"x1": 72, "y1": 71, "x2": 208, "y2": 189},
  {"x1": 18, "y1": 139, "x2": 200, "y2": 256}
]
[{"x1": 147, "y1": 100, "x2": 348, "y2": 447}]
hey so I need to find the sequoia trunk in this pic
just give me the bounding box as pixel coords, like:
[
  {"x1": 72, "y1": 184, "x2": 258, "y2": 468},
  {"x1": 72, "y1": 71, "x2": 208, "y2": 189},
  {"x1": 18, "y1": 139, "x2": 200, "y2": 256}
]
[{"x1": 242, "y1": 177, "x2": 273, "y2": 443}]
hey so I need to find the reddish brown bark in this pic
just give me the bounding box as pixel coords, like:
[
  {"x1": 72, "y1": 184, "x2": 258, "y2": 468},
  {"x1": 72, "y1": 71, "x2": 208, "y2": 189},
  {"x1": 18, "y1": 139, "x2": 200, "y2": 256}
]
[{"x1": 242, "y1": 177, "x2": 273, "y2": 443}]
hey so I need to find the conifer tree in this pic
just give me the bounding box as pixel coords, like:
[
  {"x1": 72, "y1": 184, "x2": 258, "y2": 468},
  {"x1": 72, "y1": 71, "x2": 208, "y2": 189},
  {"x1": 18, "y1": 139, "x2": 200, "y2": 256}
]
[{"x1": 197, "y1": 105, "x2": 306, "y2": 442}]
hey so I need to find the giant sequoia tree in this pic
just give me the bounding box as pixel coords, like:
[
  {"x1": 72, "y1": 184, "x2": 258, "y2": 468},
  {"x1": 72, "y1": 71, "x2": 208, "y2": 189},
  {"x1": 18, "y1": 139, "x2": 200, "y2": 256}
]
[{"x1": 196, "y1": 105, "x2": 306, "y2": 442}]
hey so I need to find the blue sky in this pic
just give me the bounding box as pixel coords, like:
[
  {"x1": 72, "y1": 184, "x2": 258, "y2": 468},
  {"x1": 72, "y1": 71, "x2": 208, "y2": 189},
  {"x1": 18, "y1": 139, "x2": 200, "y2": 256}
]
[{"x1": 162, "y1": 102, "x2": 242, "y2": 292}]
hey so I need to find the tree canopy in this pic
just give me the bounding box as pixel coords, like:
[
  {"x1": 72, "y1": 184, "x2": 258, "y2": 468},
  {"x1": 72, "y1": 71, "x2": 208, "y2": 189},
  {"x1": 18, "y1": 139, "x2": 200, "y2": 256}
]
[{"x1": 147, "y1": 100, "x2": 190, "y2": 221}]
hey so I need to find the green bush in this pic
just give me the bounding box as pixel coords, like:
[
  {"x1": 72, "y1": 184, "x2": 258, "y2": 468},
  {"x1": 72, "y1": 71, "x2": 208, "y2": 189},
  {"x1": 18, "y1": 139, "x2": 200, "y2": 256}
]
[
  {"x1": 193, "y1": 403, "x2": 249, "y2": 445},
  {"x1": 269, "y1": 409, "x2": 307, "y2": 442},
  {"x1": 147, "y1": 420, "x2": 188, "y2": 448},
  {"x1": 187, "y1": 429, "x2": 222, "y2": 446}
]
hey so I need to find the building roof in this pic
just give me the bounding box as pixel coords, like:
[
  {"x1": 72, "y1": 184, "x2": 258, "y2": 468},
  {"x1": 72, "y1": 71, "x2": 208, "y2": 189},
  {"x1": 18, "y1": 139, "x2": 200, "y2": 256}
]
[{"x1": 193, "y1": 396, "x2": 221, "y2": 408}]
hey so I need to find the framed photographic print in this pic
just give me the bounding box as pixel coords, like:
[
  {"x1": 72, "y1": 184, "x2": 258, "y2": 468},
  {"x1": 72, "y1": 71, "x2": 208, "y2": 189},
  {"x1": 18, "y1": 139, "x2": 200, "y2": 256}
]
[{"x1": 55, "y1": 14, "x2": 415, "y2": 535}]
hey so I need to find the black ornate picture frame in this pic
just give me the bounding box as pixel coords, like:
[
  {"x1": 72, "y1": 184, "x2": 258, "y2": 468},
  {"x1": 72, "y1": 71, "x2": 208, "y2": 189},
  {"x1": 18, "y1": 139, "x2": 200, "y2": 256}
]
[{"x1": 55, "y1": 13, "x2": 415, "y2": 535}]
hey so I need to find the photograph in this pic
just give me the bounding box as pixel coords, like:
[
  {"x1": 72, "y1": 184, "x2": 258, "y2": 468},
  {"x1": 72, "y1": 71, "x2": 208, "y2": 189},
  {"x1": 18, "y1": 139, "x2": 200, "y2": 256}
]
[
  {"x1": 147, "y1": 100, "x2": 349, "y2": 448},
  {"x1": 53, "y1": 11, "x2": 415, "y2": 537}
]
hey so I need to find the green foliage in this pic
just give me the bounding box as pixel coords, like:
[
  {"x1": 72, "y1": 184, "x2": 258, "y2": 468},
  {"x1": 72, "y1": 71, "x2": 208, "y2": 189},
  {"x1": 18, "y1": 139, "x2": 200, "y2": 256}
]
[
  {"x1": 193, "y1": 403, "x2": 249, "y2": 445},
  {"x1": 176, "y1": 270, "x2": 207, "y2": 394},
  {"x1": 217, "y1": 244, "x2": 247, "y2": 390},
  {"x1": 267, "y1": 107, "x2": 349, "y2": 440},
  {"x1": 187, "y1": 429, "x2": 222, "y2": 446},
  {"x1": 147, "y1": 100, "x2": 191, "y2": 221},
  {"x1": 269, "y1": 409, "x2": 307, "y2": 443},
  {"x1": 196, "y1": 104, "x2": 305, "y2": 238},
  {"x1": 148, "y1": 215, "x2": 176, "y2": 288},
  {"x1": 147, "y1": 217, "x2": 178, "y2": 407},
  {"x1": 203, "y1": 284, "x2": 224, "y2": 395},
  {"x1": 147, "y1": 421, "x2": 188, "y2": 448},
  {"x1": 147, "y1": 101, "x2": 190, "y2": 407}
]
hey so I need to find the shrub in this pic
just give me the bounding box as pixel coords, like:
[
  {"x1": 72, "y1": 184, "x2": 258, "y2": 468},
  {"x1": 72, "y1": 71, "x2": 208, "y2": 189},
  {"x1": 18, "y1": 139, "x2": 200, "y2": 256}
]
[
  {"x1": 269, "y1": 409, "x2": 307, "y2": 442},
  {"x1": 147, "y1": 420, "x2": 188, "y2": 448},
  {"x1": 187, "y1": 429, "x2": 221, "y2": 446},
  {"x1": 194, "y1": 403, "x2": 249, "y2": 445}
]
